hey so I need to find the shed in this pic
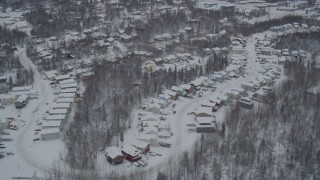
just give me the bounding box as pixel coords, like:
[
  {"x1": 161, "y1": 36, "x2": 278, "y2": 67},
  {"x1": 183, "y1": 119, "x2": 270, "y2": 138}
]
[{"x1": 41, "y1": 128, "x2": 60, "y2": 141}]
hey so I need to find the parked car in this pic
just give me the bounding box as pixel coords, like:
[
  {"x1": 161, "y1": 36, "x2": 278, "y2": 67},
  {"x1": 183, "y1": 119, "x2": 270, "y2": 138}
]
[
  {"x1": 9, "y1": 125, "x2": 18, "y2": 130},
  {"x1": 35, "y1": 129, "x2": 41, "y2": 131},
  {"x1": 33, "y1": 138, "x2": 40, "y2": 141},
  {"x1": 0, "y1": 146, "x2": 6, "y2": 149}
]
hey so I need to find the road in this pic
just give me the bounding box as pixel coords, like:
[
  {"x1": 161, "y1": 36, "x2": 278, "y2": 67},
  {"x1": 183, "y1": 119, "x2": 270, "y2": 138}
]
[{"x1": 15, "y1": 48, "x2": 53, "y2": 174}]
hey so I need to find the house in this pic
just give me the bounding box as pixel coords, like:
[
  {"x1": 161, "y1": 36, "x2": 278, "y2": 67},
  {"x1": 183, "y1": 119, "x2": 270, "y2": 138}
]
[
  {"x1": 41, "y1": 128, "x2": 60, "y2": 141},
  {"x1": 60, "y1": 82, "x2": 77, "y2": 89},
  {"x1": 59, "y1": 79, "x2": 76, "y2": 85},
  {"x1": 261, "y1": 47, "x2": 273, "y2": 56},
  {"x1": 238, "y1": 97, "x2": 254, "y2": 109},
  {"x1": 241, "y1": 82, "x2": 257, "y2": 92},
  {"x1": 179, "y1": 84, "x2": 195, "y2": 94},
  {"x1": 136, "y1": 134, "x2": 159, "y2": 146},
  {"x1": 0, "y1": 94, "x2": 16, "y2": 104},
  {"x1": 195, "y1": 123, "x2": 215, "y2": 133},
  {"x1": 170, "y1": 86, "x2": 186, "y2": 96},
  {"x1": 148, "y1": 103, "x2": 161, "y2": 114},
  {"x1": 195, "y1": 107, "x2": 213, "y2": 117},
  {"x1": 44, "y1": 115, "x2": 66, "y2": 121},
  {"x1": 195, "y1": 117, "x2": 214, "y2": 125},
  {"x1": 143, "y1": 126, "x2": 158, "y2": 135},
  {"x1": 15, "y1": 94, "x2": 30, "y2": 109},
  {"x1": 131, "y1": 140, "x2": 151, "y2": 154},
  {"x1": 57, "y1": 93, "x2": 76, "y2": 99},
  {"x1": 159, "y1": 94, "x2": 171, "y2": 101},
  {"x1": 42, "y1": 120, "x2": 62, "y2": 129},
  {"x1": 55, "y1": 75, "x2": 71, "y2": 83},
  {"x1": 200, "y1": 100, "x2": 216, "y2": 111},
  {"x1": 231, "y1": 46, "x2": 246, "y2": 55},
  {"x1": 56, "y1": 98, "x2": 74, "y2": 103},
  {"x1": 49, "y1": 109, "x2": 68, "y2": 115},
  {"x1": 158, "y1": 131, "x2": 171, "y2": 138},
  {"x1": 44, "y1": 70, "x2": 58, "y2": 80},
  {"x1": 12, "y1": 86, "x2": 32, "y2": 93},
  {"x1": 51, "y1": 103, "x2": 71, "y2": 110},
  {"x1": 164, "y1": 90, "x2": 179, "y2": 100},
  {"x1": 217, "y1": 94, "x2": 231, "y2": 105},
  {"x1": 121, "y1": 145, "x2": 142, "y2": 162},
  {"x1": 226, "y1": 90, "x2": 241, "y2": 100},
  {"x1": 253, "y1": 90, "x2": 268, "y2": 102},
  {"x1": 60, "y1": 88, "x2": 77, "y2": 94},
  {"x1": 105, "y1": 147, "x2": 125, "y2": 164}
]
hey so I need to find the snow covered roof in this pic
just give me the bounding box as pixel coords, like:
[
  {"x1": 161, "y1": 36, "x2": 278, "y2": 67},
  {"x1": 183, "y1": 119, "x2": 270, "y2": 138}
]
[
  {"x1": 196, "y1": 117, "x2": 213, "y2": 124},
  {"x1": 136, "y1": 134, "x2": 158, "y2": 141},
  {"x1": 56, "y1": 98, "x2": 74, "y2": 103},
  {"x1": 59, "y1": 79, "x2": 76, "y2": 85},
  {"x1": 51, "y1": 102, "x2": 70, "y2": 109},
  {"x1": 159, "y1": 94, "x2": 171, "y2": 100},
  {"x1": 58, "y1": 93, "x2": 75, "y2": 98},
  {"x1": 132, "y1": 140, "x2": 150, "y2": 150},
  {"x1": 41, "y1": 128, "x2": 60, "y2": 135},
  {"x1": 122, "y1": 145, "x2": 140, "y2": 156},
  {"x1": 12, "y1": 86, "x2": 32, "y2": 92},
  {"x1": 55, "y1": 75, "x2": 70, "y2": 81},
  {"x1": 60, "y1": 88, "x2": 77, "y2": 93},
  {"x1": 44, "y1": 115, "x2": 66, "y2": 121},
  {"x1": 49, "y1": 109, "x2": 68, "y2": 115},
  {"x1": 60, "y1": 82, "x2": 77, "y2": 89},
  {"x1": 42, "y1": 120, "x2": 61, "y2": 128},
  {"x1": 195, "y1": 107, "x2": 213, "y2": 116},
  {"x1": 106, "y1": 147, "x2": 123, "y2": 159}
]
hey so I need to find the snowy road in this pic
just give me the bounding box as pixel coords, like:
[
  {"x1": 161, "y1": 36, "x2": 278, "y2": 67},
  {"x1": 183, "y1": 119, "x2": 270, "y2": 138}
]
[{"x1": 14, "y1": 48, "x2": 54, "y2": 174}]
